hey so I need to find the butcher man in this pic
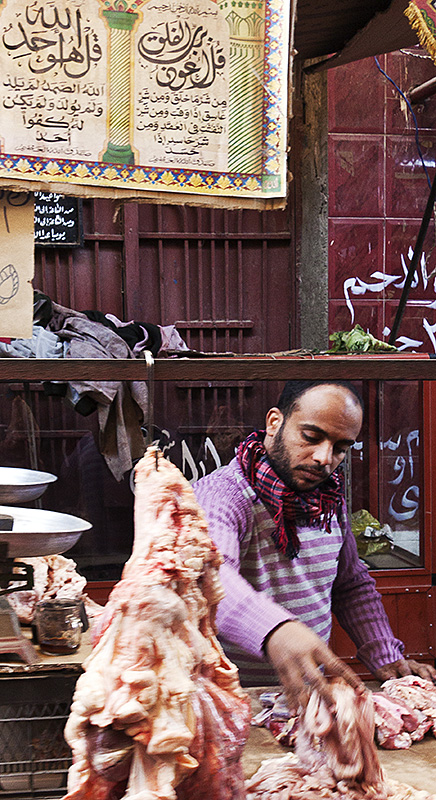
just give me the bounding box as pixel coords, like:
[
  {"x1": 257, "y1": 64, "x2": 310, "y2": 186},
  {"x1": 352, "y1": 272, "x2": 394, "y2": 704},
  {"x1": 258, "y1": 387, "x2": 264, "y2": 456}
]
[{"x1": 193, "y1": 379, "x2": 436, "y2": 709}]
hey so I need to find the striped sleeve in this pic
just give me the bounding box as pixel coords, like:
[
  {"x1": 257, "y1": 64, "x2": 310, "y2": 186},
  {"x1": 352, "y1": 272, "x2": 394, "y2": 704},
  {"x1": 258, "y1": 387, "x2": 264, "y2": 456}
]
[
  {"x1": 193, "y1": 468, "x2": 295, "y2": 659},
  {"x1": 216, "y1": 561, "x2": 295, "y2": 659}
]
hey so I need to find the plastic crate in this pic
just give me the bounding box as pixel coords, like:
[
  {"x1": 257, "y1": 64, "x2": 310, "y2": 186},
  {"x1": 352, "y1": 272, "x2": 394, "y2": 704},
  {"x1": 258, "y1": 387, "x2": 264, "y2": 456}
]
[{"x1": 0, "y1": 672, "x2": 77, "y2": 798}]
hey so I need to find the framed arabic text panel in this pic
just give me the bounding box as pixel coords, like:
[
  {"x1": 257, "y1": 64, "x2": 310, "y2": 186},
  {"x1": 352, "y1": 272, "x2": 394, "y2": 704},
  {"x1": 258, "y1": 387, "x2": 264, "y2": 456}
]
[
  {"x1": 34, "y1": 192, "x2": 83, "y2": 246},
  {"x1": 0, "y1": 0, "x2": 293, "y2": 207}
]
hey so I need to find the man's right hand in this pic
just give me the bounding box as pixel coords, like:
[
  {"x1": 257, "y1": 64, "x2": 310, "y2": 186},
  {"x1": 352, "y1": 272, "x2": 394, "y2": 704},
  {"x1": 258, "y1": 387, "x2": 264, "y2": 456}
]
[{"x1": 264, "y1": 620, "x2": 365, "y2": 712}]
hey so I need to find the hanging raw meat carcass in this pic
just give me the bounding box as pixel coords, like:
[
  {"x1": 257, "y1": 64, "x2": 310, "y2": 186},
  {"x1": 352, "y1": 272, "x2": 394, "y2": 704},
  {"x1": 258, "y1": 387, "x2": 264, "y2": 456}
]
[{"x1": 62, "y1": 447, "x2": 252, "y2": 800}]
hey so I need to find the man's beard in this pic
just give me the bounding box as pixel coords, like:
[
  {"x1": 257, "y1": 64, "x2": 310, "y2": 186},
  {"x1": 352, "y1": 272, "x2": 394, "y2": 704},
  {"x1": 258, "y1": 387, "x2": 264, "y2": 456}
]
[{"x1": 267, "y1": 424, "x2": 329, "y2": 491}]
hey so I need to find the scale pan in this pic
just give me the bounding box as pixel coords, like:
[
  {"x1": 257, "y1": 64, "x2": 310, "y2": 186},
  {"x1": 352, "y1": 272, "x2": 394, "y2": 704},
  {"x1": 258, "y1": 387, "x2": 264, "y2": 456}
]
[
  {"x1": 0, "y1": 505, "x2": 91, "y2": 558},
  {"x1": 0, "y1": 468, "x2": 57, "y2": 504}
]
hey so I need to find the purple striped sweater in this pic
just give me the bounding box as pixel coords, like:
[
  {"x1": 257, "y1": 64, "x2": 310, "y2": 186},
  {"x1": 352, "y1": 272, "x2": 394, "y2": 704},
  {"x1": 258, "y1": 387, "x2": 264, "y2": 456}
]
[{"x1": 193, "y1": 457, "x2": 404, "y2": 686}]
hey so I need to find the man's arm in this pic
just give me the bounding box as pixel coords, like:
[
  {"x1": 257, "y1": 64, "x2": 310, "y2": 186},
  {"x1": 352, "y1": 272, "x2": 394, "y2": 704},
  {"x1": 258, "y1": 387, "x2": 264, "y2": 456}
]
[
  {"x1": 194, "y1": 472, "x2": 295, "y2": 657},
  {"x1": 194, "y1": 470, "x2": 366, "y2": 707},
  {"x1": 332, "y1": 510, "x2": 436, "y2": 682},
  {"x1": 218, "y1": 554, "x2": 365, "y2": 710}
]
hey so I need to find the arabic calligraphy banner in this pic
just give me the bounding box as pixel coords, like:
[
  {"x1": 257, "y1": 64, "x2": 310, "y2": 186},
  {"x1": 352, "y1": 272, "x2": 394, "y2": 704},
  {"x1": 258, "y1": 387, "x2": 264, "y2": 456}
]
[
  {"x1": 0, "y1": 0, "x2": 294, "y2": 209},
  {"x1": 0, "y1": 191, "x2": 34, "y2": 338}
]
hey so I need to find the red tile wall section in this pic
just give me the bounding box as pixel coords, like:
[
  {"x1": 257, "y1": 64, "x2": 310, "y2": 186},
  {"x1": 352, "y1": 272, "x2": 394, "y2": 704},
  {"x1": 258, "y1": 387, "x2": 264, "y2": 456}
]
[
  {"x1": 328, "y1": 57, "x2": 433, "y2": 665},
  {"x1": 328, "y1": 49, "x2": 436, "y2": 353}
]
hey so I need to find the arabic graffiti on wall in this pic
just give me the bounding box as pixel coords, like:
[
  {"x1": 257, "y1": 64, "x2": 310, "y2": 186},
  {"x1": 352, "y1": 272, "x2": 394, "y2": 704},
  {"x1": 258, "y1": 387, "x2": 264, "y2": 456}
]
[
  {"x1": 381, "y1": 429, "x2": 420, "y2": 524},
  {"x1": 129, "y1": 429, "x2": 223, "y2": 495},
  {"x1": 343, "y1": 245, "x2": 436, "y2": 351},
  {"x1": 0, "y1": 0, "x2": 291, "y2": 202}
]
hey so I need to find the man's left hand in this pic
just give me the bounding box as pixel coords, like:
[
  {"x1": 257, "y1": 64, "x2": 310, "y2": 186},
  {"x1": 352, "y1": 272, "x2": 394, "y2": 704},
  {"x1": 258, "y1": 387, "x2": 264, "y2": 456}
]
[{"x1": 373, "y1": 658, "x2": 436, "y2": 683}]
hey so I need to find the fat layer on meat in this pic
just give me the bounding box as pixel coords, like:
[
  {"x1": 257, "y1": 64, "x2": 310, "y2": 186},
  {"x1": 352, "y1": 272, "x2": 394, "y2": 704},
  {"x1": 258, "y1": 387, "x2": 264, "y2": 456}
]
[
  {"x1": 296, "y1": 679, "x2": 383, "y2": 787},
  {"x1": 62, "y1": 448, "x2": 251, "y2": 800}
]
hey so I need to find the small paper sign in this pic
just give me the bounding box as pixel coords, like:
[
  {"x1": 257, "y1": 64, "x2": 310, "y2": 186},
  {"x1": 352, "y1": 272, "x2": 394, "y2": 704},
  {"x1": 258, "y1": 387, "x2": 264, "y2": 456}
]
[{"x1": 0, "y1": 191, "x2": 34, "y2": 338}]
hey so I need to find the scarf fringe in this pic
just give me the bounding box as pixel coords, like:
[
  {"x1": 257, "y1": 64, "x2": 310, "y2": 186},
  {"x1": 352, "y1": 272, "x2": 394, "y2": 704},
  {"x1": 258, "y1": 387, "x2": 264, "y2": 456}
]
[
  {"x1": 405, "y1": 2, "x2": 436, "y2": 63},
  {"x1": 273, "y1": 510, "x2": 300, "y2": 559}
]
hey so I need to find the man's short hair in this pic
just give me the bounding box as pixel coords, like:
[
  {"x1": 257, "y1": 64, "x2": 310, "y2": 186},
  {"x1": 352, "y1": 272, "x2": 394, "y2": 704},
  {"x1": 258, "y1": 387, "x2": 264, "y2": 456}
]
[{"x1": 277, "y1": 379, "x2": 364, "y2": 419}]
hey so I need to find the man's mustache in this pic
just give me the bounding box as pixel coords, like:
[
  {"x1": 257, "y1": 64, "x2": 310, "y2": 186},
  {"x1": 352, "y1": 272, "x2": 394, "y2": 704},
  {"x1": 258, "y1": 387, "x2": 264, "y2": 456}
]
[{"x1": 295, "y1": 465, "x2": 329, "y2": 480}]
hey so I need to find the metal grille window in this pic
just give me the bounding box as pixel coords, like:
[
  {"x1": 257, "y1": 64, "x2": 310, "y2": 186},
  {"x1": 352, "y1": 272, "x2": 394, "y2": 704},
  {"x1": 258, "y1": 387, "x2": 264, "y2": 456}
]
[{"x1": 0, "y1": 674, "x2": 76, "y2": 798}]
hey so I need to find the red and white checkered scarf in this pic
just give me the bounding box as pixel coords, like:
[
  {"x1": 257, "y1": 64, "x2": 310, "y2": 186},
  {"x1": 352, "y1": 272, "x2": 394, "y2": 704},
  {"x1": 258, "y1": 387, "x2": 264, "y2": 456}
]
[{"x1": 237, "y1": 430, "x2": 345, "y2": 559}]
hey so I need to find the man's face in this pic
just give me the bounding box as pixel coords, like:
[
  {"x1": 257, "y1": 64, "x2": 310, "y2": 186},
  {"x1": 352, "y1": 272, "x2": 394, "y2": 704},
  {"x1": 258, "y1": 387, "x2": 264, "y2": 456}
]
[{"x1": 264, "y1": 384, "x2": 363, "y2": 491}]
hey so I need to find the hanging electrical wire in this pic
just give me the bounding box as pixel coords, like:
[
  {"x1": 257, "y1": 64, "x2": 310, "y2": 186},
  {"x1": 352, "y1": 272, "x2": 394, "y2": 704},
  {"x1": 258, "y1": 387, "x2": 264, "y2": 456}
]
[{"x1": 374, "y1": 55, "x2": 432, "y2": 189}]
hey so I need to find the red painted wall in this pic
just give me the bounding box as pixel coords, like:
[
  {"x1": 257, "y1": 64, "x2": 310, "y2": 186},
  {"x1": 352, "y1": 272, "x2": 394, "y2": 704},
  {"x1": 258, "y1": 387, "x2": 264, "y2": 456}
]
[
  {"x1": 328, "y1": 51, "x2": 436, "y2": 670},
  {"x1": 328, "y1": 48, "x2": 436, "y2": 351}
]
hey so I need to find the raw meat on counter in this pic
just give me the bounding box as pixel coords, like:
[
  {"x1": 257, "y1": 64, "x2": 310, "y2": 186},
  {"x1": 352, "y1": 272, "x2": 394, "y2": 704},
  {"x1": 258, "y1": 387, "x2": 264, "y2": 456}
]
[
  {"x1": 246, "y1": 678, "x2": 436, "y2": 800},
  {"x1": 62, "y1": 447, "x2": 252, "y2": 800},
  {"x1": 372, "y1": 691, "x2": 432, "y2": 749},
  {"x1": 253, "y1": 675, "x2": 436, "y2": 751},
  {"x1": 371, "y1": 676, "x2": 436, "y2": 749},
  {"x1": 246, "y1": 754, "x2": 435, "y2": 800},
  {"x1": 381, "y1": 676, "x2": 436, "y2": 734},
  {"x1": 251, "y1": 692, "x2": 299, "y2": 747},
  {"x1": 8, "y1": 554, "x2": 91, "y2": 624}
]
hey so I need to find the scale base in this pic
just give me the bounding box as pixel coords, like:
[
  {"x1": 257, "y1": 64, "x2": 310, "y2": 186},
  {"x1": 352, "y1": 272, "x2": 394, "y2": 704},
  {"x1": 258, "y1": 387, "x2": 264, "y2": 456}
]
[{"x1": 0, "y1": 597, "x2": 40, "y2": 664}]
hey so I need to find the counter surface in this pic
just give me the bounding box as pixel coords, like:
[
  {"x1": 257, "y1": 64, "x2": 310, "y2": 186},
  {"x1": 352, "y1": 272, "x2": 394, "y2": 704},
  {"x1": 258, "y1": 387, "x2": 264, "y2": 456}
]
[
  {"x1": 1, "y1": 645, "x2": 436, "y2": 795},
  {"x1": 0, "y1": 625, "x2": 93, "y2": 673}
]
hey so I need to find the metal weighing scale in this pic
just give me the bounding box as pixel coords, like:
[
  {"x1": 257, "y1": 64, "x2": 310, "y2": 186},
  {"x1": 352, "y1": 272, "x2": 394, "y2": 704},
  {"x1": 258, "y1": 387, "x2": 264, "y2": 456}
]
[{"x1": 0, "y1": 468, "x2": 92, "y2": 664}]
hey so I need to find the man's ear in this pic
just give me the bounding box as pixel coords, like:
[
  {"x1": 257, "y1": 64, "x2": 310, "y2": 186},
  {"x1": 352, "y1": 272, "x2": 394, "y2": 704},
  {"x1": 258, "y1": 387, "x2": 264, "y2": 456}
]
[{"x1": 265, "y1": 408, "x2": 283, "y2": 437}]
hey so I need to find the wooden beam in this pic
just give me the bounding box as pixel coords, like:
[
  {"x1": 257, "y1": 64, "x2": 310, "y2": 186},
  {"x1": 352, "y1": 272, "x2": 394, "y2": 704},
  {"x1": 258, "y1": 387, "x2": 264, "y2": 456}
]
[{"x1": 0, "y1": 354, "x2": 434, "y2": 382}]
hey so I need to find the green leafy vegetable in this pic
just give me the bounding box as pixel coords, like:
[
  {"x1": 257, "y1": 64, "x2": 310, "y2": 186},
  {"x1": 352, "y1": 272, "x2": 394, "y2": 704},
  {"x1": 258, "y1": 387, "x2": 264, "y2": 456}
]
[{"x1": 328, "y1": 324, "x2": 397, "y2": 354}]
